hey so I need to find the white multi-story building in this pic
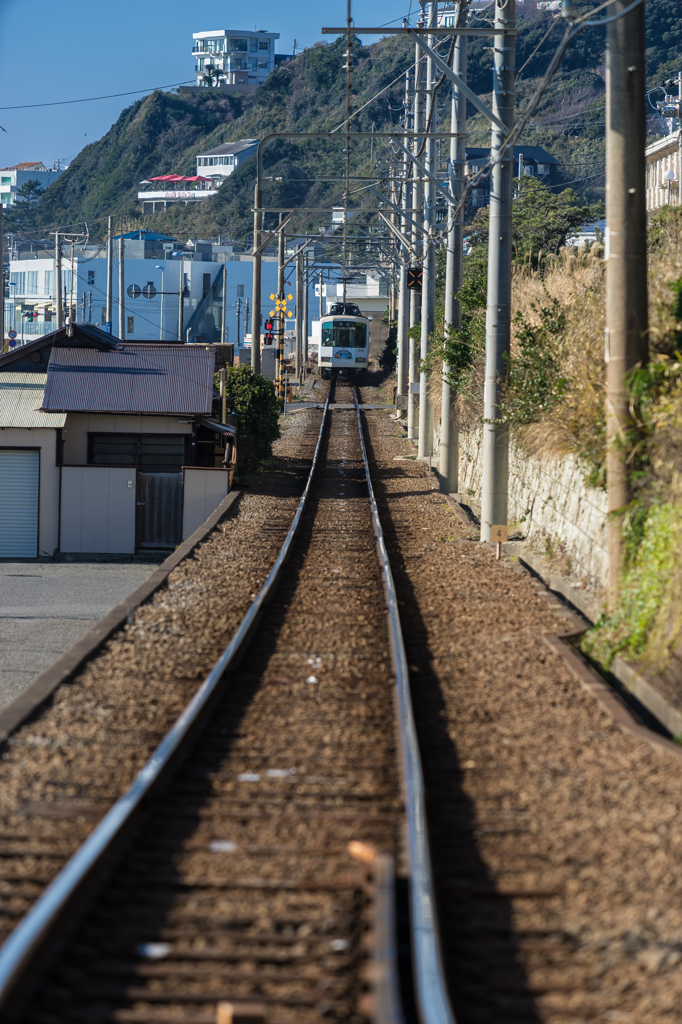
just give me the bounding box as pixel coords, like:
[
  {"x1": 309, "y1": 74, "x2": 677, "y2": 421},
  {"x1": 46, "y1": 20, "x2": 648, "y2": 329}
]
[
  {"x1": 192, "y1": 30, "x2": 279, "y2": 88},
  {"x1": 646, "y1": 130, "x2": 681, "y2": 212},
  {"x1": 196, "y1": 140, "x2": 259, "y2": 179},
  {"x1": 0, "y1": 162, "x2": 64, "y2": 207}
]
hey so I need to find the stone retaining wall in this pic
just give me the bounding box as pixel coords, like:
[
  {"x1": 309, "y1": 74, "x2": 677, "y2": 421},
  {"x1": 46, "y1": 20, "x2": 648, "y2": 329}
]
[{"x1": 457, "y1": 427, "x2": 608, "y2": 592}]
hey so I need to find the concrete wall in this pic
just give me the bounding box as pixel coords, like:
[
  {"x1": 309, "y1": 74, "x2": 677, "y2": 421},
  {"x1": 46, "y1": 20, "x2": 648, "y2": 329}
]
[
  {"x1": 182, "y1": 468, "x2": 229, "y2": 540},
  {"x1": 0, "y1": 427, "x2": 59, "y2": 556},
  {"x1": 457, "y1": 427, "x2": 608, "y2": 590},
  {"x1": 63, "y1": 414, "x2": 193, "y2": 465},
  {"x1": 60, "y1": 467, "x2": 137, "y2": 554}
]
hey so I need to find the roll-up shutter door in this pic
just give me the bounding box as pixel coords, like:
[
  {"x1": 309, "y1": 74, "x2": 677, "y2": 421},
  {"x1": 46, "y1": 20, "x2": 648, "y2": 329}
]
[{"x1": 0, "y1": 450, "x2": 39, "y2": 557}]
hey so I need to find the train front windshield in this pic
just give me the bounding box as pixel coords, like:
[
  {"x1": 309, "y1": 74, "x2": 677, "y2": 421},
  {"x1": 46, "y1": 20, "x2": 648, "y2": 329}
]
[{"x1": 321, "y1": 321, "x2": 367, "y2": 348}]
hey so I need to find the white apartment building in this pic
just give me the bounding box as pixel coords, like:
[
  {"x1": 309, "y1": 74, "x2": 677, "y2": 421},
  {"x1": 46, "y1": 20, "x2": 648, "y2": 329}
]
[
  {"x1": 0, "y1": 162, "x2": 64, "y2": 207},
  {"x1": 196, "y1": 140, "x2": 259, "y2": 179},
  {"x1": 193, "y1": 30, "x2": 279, "y2": 88},
  {"x1": 646, "y1": 131, "x2": 681, "y2": 212}
]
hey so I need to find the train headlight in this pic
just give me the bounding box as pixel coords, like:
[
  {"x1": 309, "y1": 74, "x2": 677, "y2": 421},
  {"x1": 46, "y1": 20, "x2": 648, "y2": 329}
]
[{"x1": 355, "y1": 357, "x2": 366, "y2": 363}]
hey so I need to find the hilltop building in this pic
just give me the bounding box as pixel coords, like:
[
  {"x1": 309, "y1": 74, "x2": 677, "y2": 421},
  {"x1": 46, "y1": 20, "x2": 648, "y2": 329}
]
[
  {"x1": 192, "y1": 30, "x2": 280, "y2": 89},
  {"x1": 0, "y1": 162, "x2": 64, "y2": 207},
  {"x1": 465, "y1": 146, "x2": 559, "y2": 207},
  {"x1": 196, "y1": 140, "x2": 259, "y2": 179}
]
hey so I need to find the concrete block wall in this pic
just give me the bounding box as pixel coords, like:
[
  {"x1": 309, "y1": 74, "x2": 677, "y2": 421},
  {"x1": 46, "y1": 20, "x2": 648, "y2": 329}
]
[{"x1": 457, "y1": 427, "x2": 608, "y2": 591}]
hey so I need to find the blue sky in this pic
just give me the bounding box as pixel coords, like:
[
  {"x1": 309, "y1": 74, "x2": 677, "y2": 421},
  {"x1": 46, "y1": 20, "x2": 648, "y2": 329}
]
[{"x1": 0, "y1": 0, "x2": 413, "y2": 170}]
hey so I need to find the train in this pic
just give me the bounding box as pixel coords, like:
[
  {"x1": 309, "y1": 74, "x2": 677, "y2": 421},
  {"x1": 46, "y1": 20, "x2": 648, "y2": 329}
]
[{"x1": 317, "y1": 302, "x2": 370, "y2": 380}]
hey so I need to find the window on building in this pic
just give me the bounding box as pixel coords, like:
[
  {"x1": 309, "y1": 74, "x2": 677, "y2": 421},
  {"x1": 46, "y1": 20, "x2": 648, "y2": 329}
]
[
  {"x1": 230, "y1": 38, "x2": 247, "y2": 51},
  {"x1": 233, "y1": 58, "x2": 245, "y2": 69},
  {"x1": 87, "y1": 270, "x2": 95, "y2": 285},
  {"x1": 258, "y1": 59, "x2": 268, "y2": 69},
  {"x1": 203, "y1": 273, "x2": 211, "y2": 296},
  {"x1": 250, "y1": 38, "x2": 258, "y2": 51},
  {"x1": 537, "y1": 163, "x2": 551, "y2": 175},
  {"x1": 1, "y1": 177, "x2": 10, "y2": 184},
  {"x1": 237, "y1": 284, "x2": 244, "y2": 297},
  {"x1": 89, "y1": 433, "x2": 189, "y2": 472},
  {"x1": 10, "y1": 272, "x2": 25, "y2": 295},
  {"x1": 248, "y1": 59, "x2": 258, "y2": 70},
  {"x1": 127, "y1": 316, "x2": 134, "y2": 334},
  {"x1": 44, "y1": 270, "x2": 53, "y2": 294},
  {"x1": 259, "y1": 40, "x2": 269, "y2": 50},
  {"x1": 26, "y1": 271, "x2": 38, "y2": 295}
]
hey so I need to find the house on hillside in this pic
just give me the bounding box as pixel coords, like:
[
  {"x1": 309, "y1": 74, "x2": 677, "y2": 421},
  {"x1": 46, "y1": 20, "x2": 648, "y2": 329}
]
[
  {"x1": 192, "y1": 30, "x2": 280, "y2": 91},
  {"x1": 465, "y1": 146, "x2": 559, "y2": 208},
  {"x1": 0, "y1": 162, "x2": 64, "y2": 208},
  {"x1": 196, "y1": 140, "x2": 259, "y2": 180},
  {"x1": 0, "y1": 325, "x2": 234, "y2": 559}
]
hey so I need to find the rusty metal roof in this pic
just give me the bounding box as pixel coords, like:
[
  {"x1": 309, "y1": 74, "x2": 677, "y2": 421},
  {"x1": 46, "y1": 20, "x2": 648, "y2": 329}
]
[
  {"x1": 42, "y1": 345, "x2": 216, "y2": 415},
  {"x1": 0, "y1": 373, "x2": 66, "y2": 428}
]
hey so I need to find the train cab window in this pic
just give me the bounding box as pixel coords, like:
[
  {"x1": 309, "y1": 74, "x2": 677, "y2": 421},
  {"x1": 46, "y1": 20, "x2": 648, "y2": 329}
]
[{"x1": 321, "y1": 320, "x2": 367, "y2": 348}]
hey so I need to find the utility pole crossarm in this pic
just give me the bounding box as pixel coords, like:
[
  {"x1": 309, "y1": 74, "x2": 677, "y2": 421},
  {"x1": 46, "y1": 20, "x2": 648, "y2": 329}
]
[
  {"x1": 279, "y1": 241, "x2": 315, "y2": 272},
  {"x1": 252, "y1": 210, "x2": 298, "y2": 257},
  {"x1": 368, "y1": 186, "x2": 430, "y2": 239},
  {"x1": 389, "y1": 136, "x2": 454, "y2": 205},
  {"x1": 409, "y1": 30, "x2": 508, "y2": 131},
  {"x1": 376, "y1": 210, "x2": 414, "y2": 257}
]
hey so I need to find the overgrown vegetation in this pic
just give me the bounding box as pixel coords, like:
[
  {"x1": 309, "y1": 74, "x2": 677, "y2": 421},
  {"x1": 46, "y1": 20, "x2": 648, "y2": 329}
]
[{"x1": 215, "y1": 366, "x2": 280, "y2": 475}]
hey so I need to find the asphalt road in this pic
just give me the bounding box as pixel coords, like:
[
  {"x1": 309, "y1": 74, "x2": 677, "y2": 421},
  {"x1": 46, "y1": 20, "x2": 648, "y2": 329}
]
[{"x1": 0, "y1": 563, "x2": 157, "y2": 713}]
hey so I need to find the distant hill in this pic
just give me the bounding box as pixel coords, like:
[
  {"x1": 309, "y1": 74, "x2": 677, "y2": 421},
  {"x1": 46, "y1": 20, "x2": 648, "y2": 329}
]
[{"x1": 9, "y1": 0, "x2": 682, "y2": 243}]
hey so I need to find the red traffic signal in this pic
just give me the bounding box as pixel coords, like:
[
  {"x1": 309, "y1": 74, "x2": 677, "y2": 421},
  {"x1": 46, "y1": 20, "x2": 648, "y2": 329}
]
[{"x1": 264, "y1": 319, "x2": 274, "y2": 331}]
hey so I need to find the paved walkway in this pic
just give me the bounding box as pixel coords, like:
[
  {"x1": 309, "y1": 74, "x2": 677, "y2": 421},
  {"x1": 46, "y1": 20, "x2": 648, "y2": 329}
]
[{"x1": 0, "y1": 563, "x2": 156, "y2": 712}]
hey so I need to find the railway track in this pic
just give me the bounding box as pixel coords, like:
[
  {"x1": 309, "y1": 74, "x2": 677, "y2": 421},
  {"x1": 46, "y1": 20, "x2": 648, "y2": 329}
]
[{"x1": 0, "y1": 382, "x2": 453, "y2": 1024}]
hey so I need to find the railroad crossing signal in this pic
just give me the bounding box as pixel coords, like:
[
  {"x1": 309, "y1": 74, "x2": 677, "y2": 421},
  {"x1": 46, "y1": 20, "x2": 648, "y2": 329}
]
[
  {"x1": 407, "y1": 266, "x2": 423, "y2": 292},
  {"x1": 269, "y1": 293, "x2": 294, "y2": 319}
]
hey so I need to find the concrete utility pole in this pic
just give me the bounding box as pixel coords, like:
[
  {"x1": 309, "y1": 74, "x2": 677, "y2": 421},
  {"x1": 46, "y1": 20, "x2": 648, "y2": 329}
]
[
  {"x1": 221, "y1": 264, "x2": 228, "y2": 345},
  {"x1": 605, "y1": 0, "x2": 648, "y2": 609},
  {"x1": 177, "y1": 257, "x2": 184, "y2": 343},
  {"x1": 118, "y1": 230, "x2": 125, "y2": 342},
  {"x1": 480, "y1": 0, "x2": 516, "y2": 543},
  {"x1": 245, "y1": 297, "x2": 250, "y2": 343},
  {"x1": 295, "y1": 246, "x2": 304, "y2": 379},
  {"x1": 417, "y1": 1, "x2": 437, "y2": 460},
  {"x1": 251, "y1": 180, "x2": 262, "y2": 373},
  {"x1": 303, "y1": 249, "x2": 310, "y2": 363},
  {"x1": 319, "y1": 271, "x2": 324, "y2": 318},
  {"x1": 396, "y1": 68, "x2": 411, "y2": 416},
  {"x1": 55, "y1": 232, "x2": 63, "y2": 330},
  {"x1": 278, "y1": 214, "x2": 285, "y2": 403},
  {"x1": 440, "y1": 2, "x2": 468, "y2": 493},
  {"x1": 408, "y1": 30, "x2": 424, "y2": 440},
  {"x1": 236, "y1": 298, "x2": 242, "y2": 348},
  {"x1": 106, "y1": 216, "x2": 113, "y2": 333}
]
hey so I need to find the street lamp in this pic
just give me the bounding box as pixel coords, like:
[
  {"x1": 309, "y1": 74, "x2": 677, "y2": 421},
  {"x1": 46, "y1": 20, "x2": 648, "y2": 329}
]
[
  {"x1": 155, "y1": 264, "x2": 165, "y2": 341},
  {"x1": 663, "y1": 167, "x2": 676, "y2": 206}
]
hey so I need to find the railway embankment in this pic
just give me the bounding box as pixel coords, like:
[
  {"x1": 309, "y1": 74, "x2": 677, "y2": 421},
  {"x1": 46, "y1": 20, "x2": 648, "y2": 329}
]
[{"x1": 362, "y1": 396, "x2": 682, "y2": 1024}]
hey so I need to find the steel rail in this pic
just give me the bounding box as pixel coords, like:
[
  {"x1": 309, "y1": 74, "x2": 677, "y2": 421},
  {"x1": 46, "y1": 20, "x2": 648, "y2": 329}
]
[
  {"x1": 355, "y1": 389, "x2": 456, "y2": 1024},
  {"x1": 0, "y1": 392, "x2": 332, "y2": 1012}
]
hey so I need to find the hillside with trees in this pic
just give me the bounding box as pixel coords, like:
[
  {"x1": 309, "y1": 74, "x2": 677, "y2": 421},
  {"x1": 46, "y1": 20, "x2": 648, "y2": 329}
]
[{"x1": 7, "y1": 0, "x2": 682, "y2": 243}]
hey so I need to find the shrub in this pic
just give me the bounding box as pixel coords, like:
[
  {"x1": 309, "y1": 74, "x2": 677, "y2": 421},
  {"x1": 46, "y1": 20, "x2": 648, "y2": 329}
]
[{"x1": 216, "y1": 365, "x2": 280, "y2": 475}]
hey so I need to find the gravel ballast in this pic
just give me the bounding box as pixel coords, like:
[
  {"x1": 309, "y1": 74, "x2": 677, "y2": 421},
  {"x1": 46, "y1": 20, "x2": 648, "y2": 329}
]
[
  {"x1": 0, "y1": 408, "x2": 323, "y2": 947},
  {"x1": 360, "y1": 395, "x2": 682, "y2": 1024}
]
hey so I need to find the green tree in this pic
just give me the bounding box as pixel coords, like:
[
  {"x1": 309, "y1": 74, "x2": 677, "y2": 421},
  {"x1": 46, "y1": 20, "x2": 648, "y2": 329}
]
[
  {"x1": 216, "y1": 365, "x2": 280, "y2": 474},
  {"x1": 467, "y1": 176, "x2": 602, "y2": 272},
  {"x1": 14, "y1": 178, "x2": 45, "y2": 204}
]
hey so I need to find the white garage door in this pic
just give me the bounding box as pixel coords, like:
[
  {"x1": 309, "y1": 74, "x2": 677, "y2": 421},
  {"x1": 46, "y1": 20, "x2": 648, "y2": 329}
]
[{"x1": 0, "y1": 450, "x2": 39, "y2": 557}]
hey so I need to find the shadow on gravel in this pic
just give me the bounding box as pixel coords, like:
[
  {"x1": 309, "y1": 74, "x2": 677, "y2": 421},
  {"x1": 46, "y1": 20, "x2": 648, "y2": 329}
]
[{"x1": 361, "y1": 419, "x2": 543, "y2": 1024}]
